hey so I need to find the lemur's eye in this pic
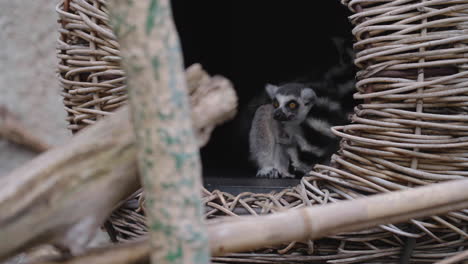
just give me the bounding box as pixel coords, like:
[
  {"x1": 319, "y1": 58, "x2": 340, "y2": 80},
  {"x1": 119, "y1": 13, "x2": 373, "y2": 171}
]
[
  {"x1": 273, "y1": 99, "x2": 279, "y2": 108},
  {"x1": 288, "y1": 101, "x2": 297, "y2": 109}
]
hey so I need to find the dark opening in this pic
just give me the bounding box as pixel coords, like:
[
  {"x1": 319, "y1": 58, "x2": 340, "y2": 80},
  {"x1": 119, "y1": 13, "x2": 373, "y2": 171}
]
[{"x1": 171, "y1": 1, "x2": 354, "y2": 179}]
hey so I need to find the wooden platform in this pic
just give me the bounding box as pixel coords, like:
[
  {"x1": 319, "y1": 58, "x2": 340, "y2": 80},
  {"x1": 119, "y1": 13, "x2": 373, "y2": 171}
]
[{"x1": 203, "y1": 177, "x2": 300, "y2": 195}]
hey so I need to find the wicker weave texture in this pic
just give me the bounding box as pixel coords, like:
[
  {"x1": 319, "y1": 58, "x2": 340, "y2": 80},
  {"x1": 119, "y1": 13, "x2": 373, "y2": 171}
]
[
  {"x1": 57, "y1": 0, "x2": 468, "y2": 263},
  {"x1": 57, "y1": 0, "x2": 126, "y2": 133}
]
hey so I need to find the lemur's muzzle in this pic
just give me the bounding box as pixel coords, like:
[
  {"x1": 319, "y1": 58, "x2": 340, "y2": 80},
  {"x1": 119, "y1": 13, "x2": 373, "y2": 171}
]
[{"x1": 273, "y1": 110, "x2": 294, "y2": 121}]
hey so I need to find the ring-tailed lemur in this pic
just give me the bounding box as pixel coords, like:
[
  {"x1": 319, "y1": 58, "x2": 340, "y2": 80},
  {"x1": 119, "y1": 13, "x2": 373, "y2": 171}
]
[
  {"x1": 248, "y1": 37, "x2": 355, "y2": 178},
  {"x1": 249, "y1": 82, "x2": 350, "y2": 178}
]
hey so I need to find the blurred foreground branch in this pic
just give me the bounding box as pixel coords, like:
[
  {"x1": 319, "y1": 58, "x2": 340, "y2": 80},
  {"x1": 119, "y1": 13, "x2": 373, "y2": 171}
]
[{"x1": 0, "y1": 64, "x2": 237, "y2": 261}]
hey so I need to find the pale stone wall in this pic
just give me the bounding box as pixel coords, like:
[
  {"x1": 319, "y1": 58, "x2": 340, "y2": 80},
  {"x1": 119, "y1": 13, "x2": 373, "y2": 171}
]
[{"x1": 0, "y1": 0, "x2": 71, "y2": 176}]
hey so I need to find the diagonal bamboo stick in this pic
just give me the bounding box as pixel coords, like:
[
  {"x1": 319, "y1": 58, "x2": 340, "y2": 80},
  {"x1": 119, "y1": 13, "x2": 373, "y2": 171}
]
[
  {"x1": 107, "y1": 0, "x2": 211, "y2": 264},
  {"x1": 208, "y1": 178, "x2": 468, "y2": 255}
]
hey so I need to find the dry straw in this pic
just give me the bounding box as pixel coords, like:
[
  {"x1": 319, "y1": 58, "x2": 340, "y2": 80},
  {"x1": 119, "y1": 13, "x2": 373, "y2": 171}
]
[{"x1": 57, "y1": 0, "x2": 468, "y2": 263}]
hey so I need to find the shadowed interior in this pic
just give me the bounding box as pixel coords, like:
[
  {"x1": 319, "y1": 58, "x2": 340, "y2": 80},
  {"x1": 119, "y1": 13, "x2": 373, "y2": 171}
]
[{"x1": 171, "y1": 1, "x2": 354, "y2": 178}]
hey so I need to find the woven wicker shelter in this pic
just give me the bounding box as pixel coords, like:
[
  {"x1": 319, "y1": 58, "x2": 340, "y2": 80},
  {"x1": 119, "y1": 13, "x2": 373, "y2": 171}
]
[{"x1": 57, "y1": 0, "x2": 468, "y2": 263}]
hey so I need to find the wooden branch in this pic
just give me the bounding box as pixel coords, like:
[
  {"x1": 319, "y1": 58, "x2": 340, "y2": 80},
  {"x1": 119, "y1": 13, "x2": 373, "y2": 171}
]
[
  {"x1": 34, "y1": 240, "x2": 149, "y2": 264},
  {"x1": 187, "y1": 64, "x2": 237, "y2": 146},
  {"x1": 0, "y1": 65, "x2": 236, "y2": 262},
  {"x1": 108, "y1": 1, "x2": 211, "y2": 264},
  {"x1": 186, "y1": 64, "x2": 237, "y2": 147},
  {"x1": 0, "y1": 106, "x2": 51, "y2": 152},
  {"x1": 0, "y1": 63, "x2": 236, "y2": 153},
  {"x1": 31, "y1": 179, "x2": 468, "y2": 264},
  {"x1": 0, "y1": 106, "x2": 139, "y2": 262}
]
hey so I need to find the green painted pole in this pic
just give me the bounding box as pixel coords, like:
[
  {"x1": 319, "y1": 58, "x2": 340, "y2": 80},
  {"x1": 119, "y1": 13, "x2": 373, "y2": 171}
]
[{"x1": 108, "y1": 1, "x2": 210, "y2": 264}]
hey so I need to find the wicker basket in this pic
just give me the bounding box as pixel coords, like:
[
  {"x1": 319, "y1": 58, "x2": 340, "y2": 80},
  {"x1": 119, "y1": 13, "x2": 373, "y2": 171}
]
[
  {"x1": 56, "y1": 0, "x2": 468, "y2": 263},
  {"x1": 57, "y1": 0, "x2": 127, "y2": 133}
]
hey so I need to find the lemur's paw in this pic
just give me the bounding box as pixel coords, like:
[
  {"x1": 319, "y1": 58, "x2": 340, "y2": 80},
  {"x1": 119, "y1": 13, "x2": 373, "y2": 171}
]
[
  {"x1": 291, "y1": 163, "x2": 310, "y2": 177},
  {"x1": 256, "y1": 167, "x2": 280, "y2": 179},
  {"x1": 281, "y1": 171, "x2": 296, "y2": 179}
]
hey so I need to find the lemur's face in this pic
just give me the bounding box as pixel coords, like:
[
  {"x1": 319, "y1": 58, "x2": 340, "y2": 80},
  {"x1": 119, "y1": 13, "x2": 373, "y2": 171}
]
[{"x1": 265, "y1": 83, "x2": 316, "y2": 124}]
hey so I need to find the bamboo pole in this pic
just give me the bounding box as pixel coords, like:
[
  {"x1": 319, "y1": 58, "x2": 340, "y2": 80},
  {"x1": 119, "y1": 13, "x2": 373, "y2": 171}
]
[
  {"x1": 107, "y1": 1, "x2": 210, "y2": 264},
  {"x1": 208, "y1": 178, "x2": 468, "y2": 255},
  {"x1": 0, "y1": 66, "x2": 236, "y2": 262},
  {"x1": 31, "y1": 178, "x2": 468, "y2": 264}
]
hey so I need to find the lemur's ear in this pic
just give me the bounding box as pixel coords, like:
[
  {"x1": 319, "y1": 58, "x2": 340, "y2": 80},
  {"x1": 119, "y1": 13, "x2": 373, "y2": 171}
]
[
  {"x1": 265, "y1": 84, "x2": 279, "y2": 99},
  {"x1": 301, "y1": 88, "x2": 316, "y2": 105}
]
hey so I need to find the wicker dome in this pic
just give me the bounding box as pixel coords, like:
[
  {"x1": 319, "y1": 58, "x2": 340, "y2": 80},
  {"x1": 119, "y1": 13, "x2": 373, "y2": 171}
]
[{"x1": 57, "y1": 0, "x2": 468, "y2": 263}]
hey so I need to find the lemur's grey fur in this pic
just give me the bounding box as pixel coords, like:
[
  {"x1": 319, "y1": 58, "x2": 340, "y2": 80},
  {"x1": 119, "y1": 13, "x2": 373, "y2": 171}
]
[
  {"x1": 249, "y1": 83, "x2": 318, "y2": 178},
  {"x1": 248, "y1": 37, "x2": 355, "y2": 179}
]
